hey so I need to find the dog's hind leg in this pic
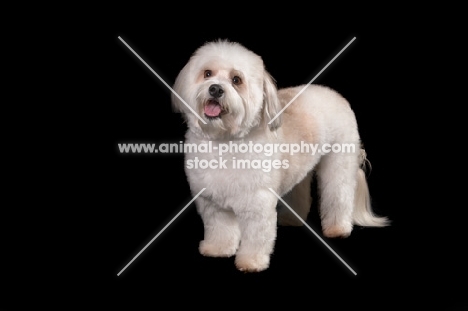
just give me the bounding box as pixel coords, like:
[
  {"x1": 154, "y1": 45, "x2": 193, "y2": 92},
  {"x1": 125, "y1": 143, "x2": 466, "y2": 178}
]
[
  {"x1": 315, "y1": 152, "x2": 358, "y2": 238},
  {"x1": 277, "y1": 171, "x2": 313, "y2": 226}
]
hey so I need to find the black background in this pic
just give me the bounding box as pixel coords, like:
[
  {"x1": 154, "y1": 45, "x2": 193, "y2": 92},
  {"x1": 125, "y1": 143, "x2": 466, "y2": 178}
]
[{"x1": 3, "y1": 6, "x2": 466, "y2": 311}]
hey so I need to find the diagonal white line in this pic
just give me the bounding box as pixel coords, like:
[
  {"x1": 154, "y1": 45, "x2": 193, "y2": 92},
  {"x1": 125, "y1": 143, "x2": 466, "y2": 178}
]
[
  {"x1": 269, "y1": 37, "x2": 356, "y2": 125},
  {"x1": 268, "y1": 188, "x2": 357, "y2": 275},
  {"x1": 117, "y1": 36, "x2": 207, "y2": 124},
  {"x1": 117, "y1": 188, "x2": 206, "y2": 276}
]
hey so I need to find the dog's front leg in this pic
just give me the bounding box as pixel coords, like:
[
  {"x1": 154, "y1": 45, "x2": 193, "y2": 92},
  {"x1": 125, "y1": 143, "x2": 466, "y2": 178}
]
[
  {"x1": 233, "y1": 190, "x2": 278, "y2": 272},
  {"x1": 196, "y1": 196, "x2": 241, "y2": 257}
]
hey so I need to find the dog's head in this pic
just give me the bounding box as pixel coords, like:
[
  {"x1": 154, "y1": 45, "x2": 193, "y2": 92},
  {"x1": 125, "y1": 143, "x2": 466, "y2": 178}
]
[{"x1": 172, "y1": 40, "x2": 282, "y2": 139}]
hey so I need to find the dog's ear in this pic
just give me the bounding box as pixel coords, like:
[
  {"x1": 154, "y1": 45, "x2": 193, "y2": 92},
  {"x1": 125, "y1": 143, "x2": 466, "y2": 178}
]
[
  {"x1": 171, "y1": 63, "x2": 190, "y2": 114},
  {"x1": 263, "y1": 71, "x2": 282, "y2": 131}
]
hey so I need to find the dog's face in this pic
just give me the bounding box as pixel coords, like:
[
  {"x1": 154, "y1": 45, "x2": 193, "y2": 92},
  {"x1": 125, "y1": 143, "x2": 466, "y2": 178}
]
[{"x1": 172, "y1": 40, "x2": 282, "y2": 139}]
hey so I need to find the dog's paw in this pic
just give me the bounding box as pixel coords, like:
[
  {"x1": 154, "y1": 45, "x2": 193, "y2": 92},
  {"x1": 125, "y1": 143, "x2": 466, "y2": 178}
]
[
  {"x1": 322, "y1": 225, "x2": 352, "y2": 238},
  {"x1": 234, "y1": 254, "x2": 270, "y2": 272},
  {"x1": 199, "y1": 240, "x2": 237, "y2": 258}
]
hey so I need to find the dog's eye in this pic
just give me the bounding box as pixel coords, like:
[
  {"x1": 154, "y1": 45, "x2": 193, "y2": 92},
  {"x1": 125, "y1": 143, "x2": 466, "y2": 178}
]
[
  {"x1": 232, "y1": 76, "x2": 242, "y2": 85},
  {"x1": 204, "y1": 70, "x2": 212, "y2": 78}
]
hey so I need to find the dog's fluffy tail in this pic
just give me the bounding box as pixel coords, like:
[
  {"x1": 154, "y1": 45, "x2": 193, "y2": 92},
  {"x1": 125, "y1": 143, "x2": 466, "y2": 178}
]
[{"x1": 352, "y1": 149, "x2": 390, "y2": 227}]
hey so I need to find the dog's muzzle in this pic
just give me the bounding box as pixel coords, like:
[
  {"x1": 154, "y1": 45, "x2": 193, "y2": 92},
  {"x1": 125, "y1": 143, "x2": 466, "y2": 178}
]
[{"x1": 204, "y1": 84, "x2": 224, "y2": 118}]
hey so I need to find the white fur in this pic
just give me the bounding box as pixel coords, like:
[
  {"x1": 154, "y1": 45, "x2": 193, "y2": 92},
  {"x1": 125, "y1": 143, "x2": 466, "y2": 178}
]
[{"x1": 172, "y1": 40, "x2": 389, "y2": 272}]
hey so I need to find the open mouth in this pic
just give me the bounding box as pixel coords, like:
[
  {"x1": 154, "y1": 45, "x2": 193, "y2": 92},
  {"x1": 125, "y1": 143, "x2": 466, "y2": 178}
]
[{"x1": 204, "y1": 99, "x2": 224, "y2": 119}]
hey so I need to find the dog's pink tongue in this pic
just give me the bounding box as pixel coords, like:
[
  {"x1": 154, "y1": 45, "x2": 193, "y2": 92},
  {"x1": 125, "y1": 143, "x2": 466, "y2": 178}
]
[{"x1": 204, "y1": 101, "x2": 221, "y2": 117}]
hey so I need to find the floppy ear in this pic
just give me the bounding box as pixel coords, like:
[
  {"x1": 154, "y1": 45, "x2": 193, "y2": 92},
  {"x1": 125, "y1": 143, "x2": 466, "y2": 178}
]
[
  {"x1": 263, "y1": 71, "x2": 282, "y2": 131},
  {"x1": 171, "y1": 63, "x2": 190, "y2": 114}
]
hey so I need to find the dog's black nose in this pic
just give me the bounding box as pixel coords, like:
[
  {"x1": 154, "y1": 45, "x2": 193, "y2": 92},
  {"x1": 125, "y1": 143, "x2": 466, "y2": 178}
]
[{"x1": 209, "y1": 84, "x2": 224, "y2": 98}]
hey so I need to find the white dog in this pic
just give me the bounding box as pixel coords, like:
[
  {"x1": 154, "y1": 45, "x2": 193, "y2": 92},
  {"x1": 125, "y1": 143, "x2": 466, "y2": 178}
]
[{"x1": 171, "y1": 40, "x2": 389, "y2": 272}]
